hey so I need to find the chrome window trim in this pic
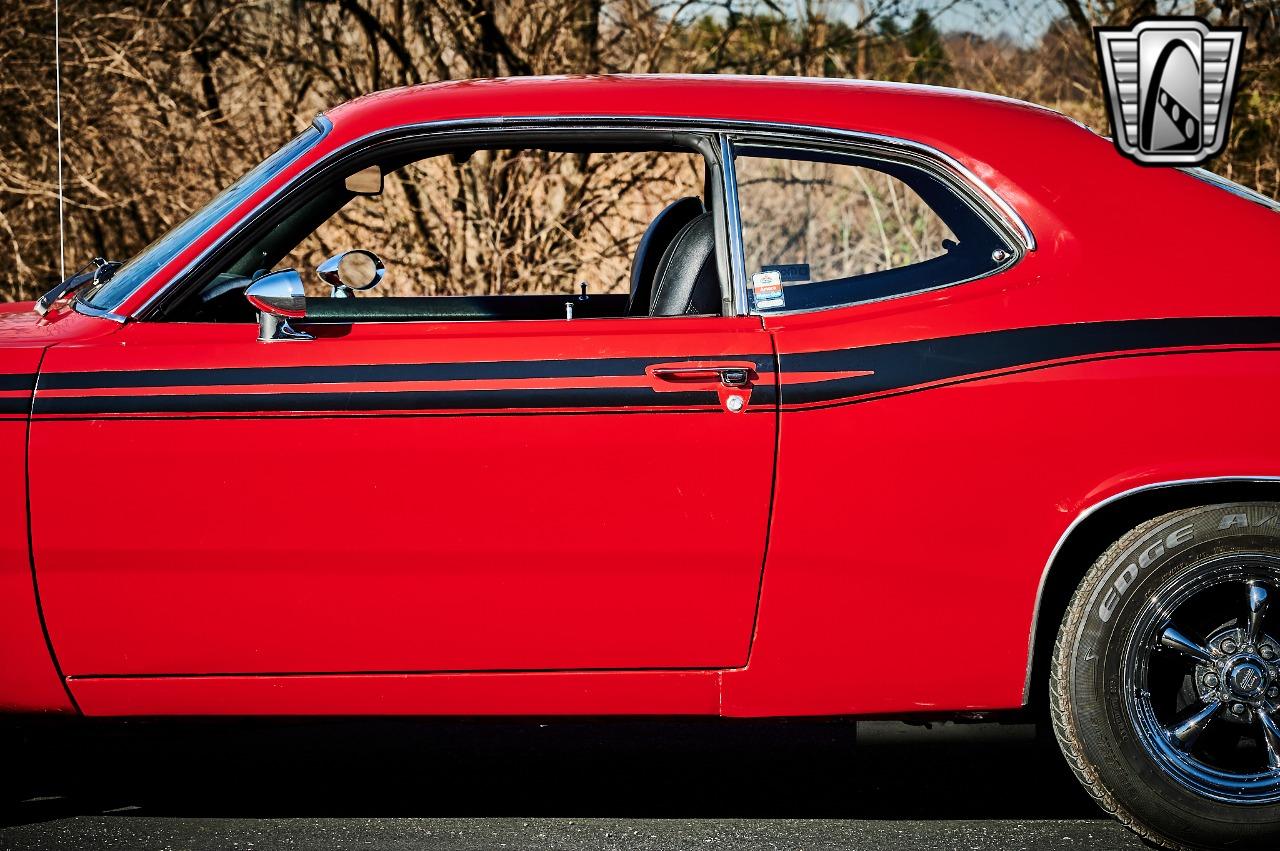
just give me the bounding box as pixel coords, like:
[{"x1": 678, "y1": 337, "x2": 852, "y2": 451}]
[
  {"x1": 1021, "y1": 475, "x2": 1280, "y2": 704},
  {"x1": 719, "y1": 135, "x2": 750, "y2": 316},
  {"x1": 112, "y1": 115, "x2": 1034, "y2": 321},
  {"x1": 71, "y1": 300, "x2": 127, "y2": 323}
]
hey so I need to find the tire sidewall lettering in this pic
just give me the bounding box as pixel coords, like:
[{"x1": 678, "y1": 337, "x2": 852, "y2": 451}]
[{"x1": 1095, "y1": 521, "x2": 1196, "y2": 624}]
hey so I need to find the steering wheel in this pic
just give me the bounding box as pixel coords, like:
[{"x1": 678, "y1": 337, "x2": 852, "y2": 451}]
[{"x1": 199, "y1": 271, "x2": 266, "y2": 305}]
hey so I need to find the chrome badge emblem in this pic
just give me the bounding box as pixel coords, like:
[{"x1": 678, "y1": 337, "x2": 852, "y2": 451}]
[{"x1": 1095, "y1": 18, "x2": 1245, "y2": 166}]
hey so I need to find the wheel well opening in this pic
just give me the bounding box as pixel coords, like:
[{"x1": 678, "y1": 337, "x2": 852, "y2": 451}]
[{"x1": 1025, "y1": 480, "x2": 1280, "y2": 716}]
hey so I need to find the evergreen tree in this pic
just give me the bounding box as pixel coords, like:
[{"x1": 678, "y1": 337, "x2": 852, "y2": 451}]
[{"x1": 904, "y1": 10, "x2": 951, "y2": 85}]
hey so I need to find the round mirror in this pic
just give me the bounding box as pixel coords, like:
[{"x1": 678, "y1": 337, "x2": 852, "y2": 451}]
[{"x1": 317, "y1": 249, "x2": 385, "y2": 296}]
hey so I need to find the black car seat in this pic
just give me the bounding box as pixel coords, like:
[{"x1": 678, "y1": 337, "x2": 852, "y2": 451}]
[
  {"x1": 628, "y1": 196, "x2": 704, "y2": 315},
  {"x1": 649, "y1": 212, "x2": 720, "y2": 316}
]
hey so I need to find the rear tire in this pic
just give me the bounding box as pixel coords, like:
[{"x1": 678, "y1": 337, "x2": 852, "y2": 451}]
[{"x1": 1051, "y1": 503, "x2": 1280, "y2": 850}]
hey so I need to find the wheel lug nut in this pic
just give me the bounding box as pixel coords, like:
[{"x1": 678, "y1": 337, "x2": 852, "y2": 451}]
[
  {"x1": 1204, "y1": 673, "x2": 1220, "y2": 688},
  {"x1": 1223, "y1": 641, "x2": 1239, "y2": 654},
  {"x1": 1263, "y1": 646, "x2": 1276, "y2": 661},
  {"x1": 1269, "y1": 687, "x2": 1280, "y2": 699},
  {"x1": 1231, "y1": 703, "x2": 1247, "y2": 715}
]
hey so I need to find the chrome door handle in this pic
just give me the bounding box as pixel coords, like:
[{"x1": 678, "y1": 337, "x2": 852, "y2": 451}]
[{"x1": 650, "y1": 366, "x2": 754, "y2": 388}]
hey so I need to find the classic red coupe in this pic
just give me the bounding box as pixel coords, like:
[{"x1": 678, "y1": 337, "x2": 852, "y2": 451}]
[{"x1": 4, "y1": 75, "x2": 1279, "y2": 849}]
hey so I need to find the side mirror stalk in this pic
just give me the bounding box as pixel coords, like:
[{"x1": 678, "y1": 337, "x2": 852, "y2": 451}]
[
  {"x1": 245, "y1": 269, "x2": 313, "y2": 342},
  {"x1": 257, "y1": 311, "x2": 314, "y2": 342}
]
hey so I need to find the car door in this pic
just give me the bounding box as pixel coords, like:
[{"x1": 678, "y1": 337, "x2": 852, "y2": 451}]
[{"x1": 29, "y1": 313, "x2": 777, "y2": 677}]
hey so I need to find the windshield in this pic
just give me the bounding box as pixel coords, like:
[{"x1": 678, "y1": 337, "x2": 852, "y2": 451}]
[{"x1": 80, "y1": 122, "x2": 326, "y2": 311}]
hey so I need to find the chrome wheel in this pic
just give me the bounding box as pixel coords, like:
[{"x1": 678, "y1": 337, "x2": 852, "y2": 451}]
[{"x1": 1124, "y1": 554, "x2": 1280, "y2": 804}]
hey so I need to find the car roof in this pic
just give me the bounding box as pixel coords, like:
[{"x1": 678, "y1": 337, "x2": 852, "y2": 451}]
[
  {"x1": 321, "y1": 74, "x2": 1079, "y2": 158},
  {"x1": 327, "y1": 73, "x2": 1053, "y2": 115}
]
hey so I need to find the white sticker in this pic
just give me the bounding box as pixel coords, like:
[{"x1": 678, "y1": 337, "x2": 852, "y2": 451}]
[{"x1": 751, "y1": 270, "x2": 785, "y2": 309}]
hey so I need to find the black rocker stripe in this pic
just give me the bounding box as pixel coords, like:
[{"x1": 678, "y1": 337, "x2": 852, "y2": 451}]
[
  {"x1": 34, "y1": 386, "x2": 749, "y2": 416},
  {"x1": 39, "y1": 354, "x2": 777, "y2": 391},
  {"x1": 782, "y1": 316, "x2": 1280, "y2": 406}
]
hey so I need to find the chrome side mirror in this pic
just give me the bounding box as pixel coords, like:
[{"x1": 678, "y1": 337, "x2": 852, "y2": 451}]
[
  {"x1": 245, "y1": 269, "x2": 313, "y2": 343},
  {"x1": 317, "y1": 249, "x2": 385, "y2": 298}
]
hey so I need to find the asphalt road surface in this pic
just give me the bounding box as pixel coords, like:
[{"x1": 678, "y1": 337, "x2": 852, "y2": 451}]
[{"x1": 0, "y1": 717, "x2": 1147, "y2": 850}]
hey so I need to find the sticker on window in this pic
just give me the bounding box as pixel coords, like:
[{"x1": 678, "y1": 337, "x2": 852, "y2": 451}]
[{"x1": 751, "y1": 270, "x2": 785, "y2": 310}]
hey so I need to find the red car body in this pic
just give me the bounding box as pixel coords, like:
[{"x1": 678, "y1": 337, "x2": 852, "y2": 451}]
[{"x1": 4, "y1": 75, "x2": 1279, "y2": 719}]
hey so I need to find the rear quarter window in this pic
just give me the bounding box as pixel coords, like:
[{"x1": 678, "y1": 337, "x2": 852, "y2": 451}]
[{"x1": 732, "y1": 145, "x2": 1017, "y2": 313}]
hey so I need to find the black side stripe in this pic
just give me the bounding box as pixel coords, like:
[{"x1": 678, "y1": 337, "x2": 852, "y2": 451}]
[
  {"x1": 23, "y1": 316, "x2": 1280, "y2": 417},
  {"x1": 782, "y1": 317, "x2": 1280, "y2": 406},
  {"x1": 0, "y1": 373, "x2": 35, "y2": 415},
  {"x1": 35, "y1": 386, "x2": 784, "y2": 416},
  {"x1": 39, "y1": 354, "x2": 777, "y2": 391},
  {"x1": 0, "y1": 373, "x2": 35, "y2": 392}
]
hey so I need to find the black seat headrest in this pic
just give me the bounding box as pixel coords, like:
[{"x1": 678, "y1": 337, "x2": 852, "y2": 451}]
[
  {"x1": 629, "y1": 197, "x2": 704, "y2": 316},
  {"x1": 649, "y1": 212, "x2": 720, "y2": 317}
]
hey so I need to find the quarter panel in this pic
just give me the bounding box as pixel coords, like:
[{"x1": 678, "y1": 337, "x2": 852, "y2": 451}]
[{"x1": 722, "y1": 348, "x2": 1280, "y2": 716}]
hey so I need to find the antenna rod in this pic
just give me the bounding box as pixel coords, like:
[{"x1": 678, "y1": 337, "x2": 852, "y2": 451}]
[{"x1": 54, "y1": 0, "x2": 66, "y2": 283}]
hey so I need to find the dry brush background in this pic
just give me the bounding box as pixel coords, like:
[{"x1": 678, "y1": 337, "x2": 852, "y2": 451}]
[{"x1": 1, "y1": 0, "x2": 1277, "y2": 302}]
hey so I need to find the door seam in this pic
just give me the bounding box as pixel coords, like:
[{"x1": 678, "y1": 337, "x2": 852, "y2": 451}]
[
  {"x1": 25, "y1": 345, "x2": 81, "y2": 713},
  {"x1": 740, "y1": 326, "x2": 781, "y2": 668}
]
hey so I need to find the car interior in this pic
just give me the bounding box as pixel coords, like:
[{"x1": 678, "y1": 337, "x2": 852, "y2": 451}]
[{"x1": 161, "y1": 138, "x2": 728, "y2": 324}]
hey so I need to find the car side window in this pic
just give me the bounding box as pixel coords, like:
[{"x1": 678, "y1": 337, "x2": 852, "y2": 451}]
[
  {"x1": 282, "y1": 149, "x2": 706, "y2": 299},
  {"x1": 732, "y1": 145, "x2": 1014, "y2": 313},
  {"x1": 168, "y1": 142, "x2": 723, "y2": 324}
]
